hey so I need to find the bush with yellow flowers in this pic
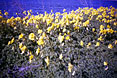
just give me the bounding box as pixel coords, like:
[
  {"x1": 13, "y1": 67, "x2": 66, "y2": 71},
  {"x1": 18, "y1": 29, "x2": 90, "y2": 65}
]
[{"x1": 0, "y1": 6, "x2": 117, "y2": 78}]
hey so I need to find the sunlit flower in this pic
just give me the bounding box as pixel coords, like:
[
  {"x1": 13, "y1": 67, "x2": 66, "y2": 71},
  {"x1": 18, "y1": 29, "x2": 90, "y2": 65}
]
[
  {"x1": 95, "y1": 42, "x2": 100, "y2": 47},
  {"x1": 115, "y1": 40, "x2": 117, "y2": 45},
  {"x1": 100, "y1": 25, "x2": 104, "y2": 30},
  {"x1": 74, "y1": 26, "x2": 79, "y2": 30},
  {"x1": 104, "y1": 61, "x2": 108, "y2": 66},
  {"x1": 20, "y1": 45, "x2": 27, "y2": 54},
  {"x1": 42, "y1": 32, "x2": 46, "y2": 38},
  {"x1": 63, "y1": 28, "x2": 66, "y2": 32},
  {"x1": 18, "y1": 43, "x2": 22, "y2": 48},
  {"x1": 0, "y1": 15, "x2": 2, "y2": 19},
  {"x1": 23, "y1": 11, "x2": 26, "y2": 15},
  {"x1": 92, "y1": 28, "x2": 95, "y2": 32},
  {"x1": 38, "y1": 29, "x2": 42, "y2": 34},
  {"x1": 37, "y1": 37, "x2": 44, "y2": 45},
  {"x1": 98, "y1": 36, "x2": 104, "y2": 41},
  {"x1": 59, "y1": 54, "x2": 63, "y2": 60},
  {"x1": 63, "y1": 9, "x2": 66, "y2": 12},
  {"x1": 87, "y1": 42, "x2": 91, "y2": 48},
  {"x1": 68, "y1": 63, "x2": 73, "y2": 72},
  {"x1": 4, "y1": 12, "x2": 8, "y2": 16},
  {"x1": 100, "y1": 29, "x2": 107, "y2": 34},
  {"x1": 29, "y1": 33, "x2": 35, "y2": 40},
  {"x1": 36, "y1": 24, "x2": 39, "y2": 28},
  {"x1": 18, "y1": 33, "x2": 24, "y2": 39},
  {"x1": 55, "y1": 19, "x2": 59, "y2": 23},
  {"x1": 36, "y1": 47, "x2": 40, "y2": 55},
  {"x1": 47, "y1": 26, "x2": 52, "y2": 33},
  {"x1": 29, "y1": 53, "x2": 34, "y2": 63},
  {"x1": 83, "y1": 20, "x2": 89, "y2": 26},
  {"x1": 45, "y1": 56, "x2": 50, "y2": 66},
  {"x1": 58, "y1": 34, "x2": 64, "y2": 43},
  {"x1": 65, "y1": 35, "x2": 70, "y2": 40},
  {"x1": 80, "y1": 40, "x2": 84, "y2": 47},
  {"x1": 113, "y1": 22, "x2": 117, "y2": 26},
  {"x1": 106, "y1": 29, "x2": 114, "y2": 34},
  {"x1": 107, "y1": 25, "x2": 110, "y2": 29},
  {"x1": 8, "y1": 37, "x2": 14, "y2": 45},
  {"x1": 108, "y1": 44, "x2": 113, "y2": 49}
]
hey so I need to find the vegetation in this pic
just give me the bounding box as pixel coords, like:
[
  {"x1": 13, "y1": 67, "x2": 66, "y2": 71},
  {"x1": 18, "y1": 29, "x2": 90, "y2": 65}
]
[{"x1": 0, "y1": 6, "x2": 117, "y2": 78}]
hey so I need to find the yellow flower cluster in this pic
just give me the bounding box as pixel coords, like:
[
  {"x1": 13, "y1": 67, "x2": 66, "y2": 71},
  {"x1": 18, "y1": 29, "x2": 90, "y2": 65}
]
[
  {"x1": 4, "y1": 6, "x2": 116, "y2": 64},
  {"x1": 37, "y1": 36, "x2": 44, "y2": 45},
  {"x1": 83, "y1": 20, "x2": 89, "y2": 26}
]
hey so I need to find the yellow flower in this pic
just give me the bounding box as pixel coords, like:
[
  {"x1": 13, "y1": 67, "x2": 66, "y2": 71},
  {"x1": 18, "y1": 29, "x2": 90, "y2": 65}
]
[
  {"x1": 104, "y1": 61, "x2": 108, "y2": 66},
  {"x1": 80, "y1": 40, "x2": 84, "y2": 47},
  {"x1": 74, "y1": 26, "x2": 79, "y2": 30},
  {"x1": 83, "y1": 20, "x2": 89, "y2": 26},
  {"x1": 45, "y1": 56, "x2": 50, "y2": 66},
  {"x1": 113, "y1": 22, "x2": 117, "y2": 26},
  {"x1": 92, "y1": 28, "x2": 95, "y2": 32},
  {"x1": 100, "y1": 29, "x2": 107, "y2": 34},
  {"x1": 29, "y1": 54, "x2": 34, "y2": 63},
  {"x1": 95, "y1": 42, "x2": 100, "y2": 46},
  {"x1": 8, "y1": 37, "x2": 14, "y2": 45},
  {"x1": 23, "y1": 11, "x2": 26, "y2": 15},
  {"x1": 59, "y1": 54, "x2": 63, "y2": 60},
  {"x1": 47, "y1": 26, "x2": 52, "y2": 33},
  {"x1": 29, "y1": 33, "x2": 35, "y2": 40},
  {"x1": 55, "y1": 19, "x2": 59, "y2": 23},
  {"x1": 46, "y1": 19, "x2": 52, "y2": 26},
  {"x1": 63, "y1": 9, "x2": 66, "y2": 12},
  {"x1": 38, "y1": 29, "x2": 42, "y2": 34},
  {"x1": 107, "y1": 25, "x2": 110, "y2": 29},
  {"x1": 87, "y1": 42, "x2": 91, "y2": 48},
  {"x1": 68, "y1": 63, "x2": 73, "y2": 72},
  {"x1": 42, "y1": 32, "x2": 46, "y2": 38},
  {"x1": 64, "y1": 33, "x2": 67, "y2": 36},
  {"x1": 36, "y1": 24, "x2": 39, "y2": 28},
  {"x1": 58, "y1": 35, "x2": 64, "y2": 43},
  {"x1": 0, "y1": 15, "x2": 2, "y2": 19},
  {"x1": 65, "y1": 36, "x2": 70, "y2": 40},
  {"x1": 19, "y1": 43, "x2": 23, "y2": 49},
  {"x1": 4, "y1": 12, "x2": 8, "y2": 16},
  {"x1": 108, "y1": 44, "x2": 113, "y2": 49},
  {"x1": 36, "y1": 47, "x2": 40, "y2": 55},
  {"x1": 20, "y1": 45, "x2": 27, "y2": 54},
  {"x1": 18, "y1": 33, "x2": 24, "y2": 39},
  {"x1": 100, "y1": 25, "x2": 104, "y2": 30},
  {"x1": 98, "y1": 36, "x2": 104, "y2": 41},
  {"x1": 115, "y1": 40, "x2": 117, "y2": 45},
  {"x1": 63, "y1": 28, "x2": 66, "y2": 32},
  {"x1": 106, "y1": 29, "x2": 114, "y2": 34},
  {"x1": 37, "y1": 38, "x2": 44, "y2": 45}
]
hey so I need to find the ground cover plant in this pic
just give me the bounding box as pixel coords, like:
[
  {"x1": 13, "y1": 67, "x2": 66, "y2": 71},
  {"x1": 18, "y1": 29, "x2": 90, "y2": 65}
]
[{"x1": 0, "y1": 6, "x2": 117, "y2": 78}]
